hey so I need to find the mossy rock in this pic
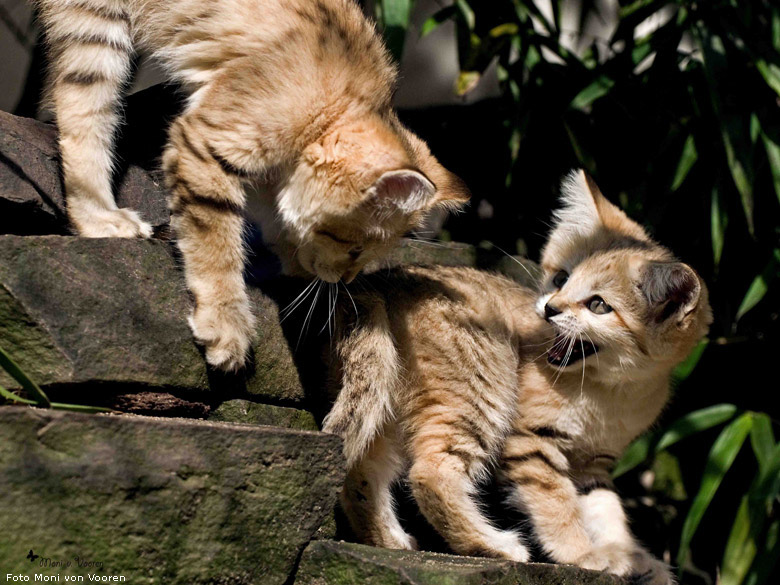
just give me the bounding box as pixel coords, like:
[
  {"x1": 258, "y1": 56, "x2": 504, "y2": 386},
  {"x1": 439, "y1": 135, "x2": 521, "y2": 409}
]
[
  {"x1": 0, "y1": 407, "x2": 345, "y2": 584},
  {"x1": 209, "y1": 399, "x2": 318, "y2": 431},
  {"x1": 294, "y1": 540, "x2": 624, "y2": 585}
]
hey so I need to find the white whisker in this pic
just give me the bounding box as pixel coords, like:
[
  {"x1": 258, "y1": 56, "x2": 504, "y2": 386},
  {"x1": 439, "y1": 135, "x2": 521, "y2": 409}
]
[{"x1": 280, "y1": 279, "x2": 318, "y2": 323}]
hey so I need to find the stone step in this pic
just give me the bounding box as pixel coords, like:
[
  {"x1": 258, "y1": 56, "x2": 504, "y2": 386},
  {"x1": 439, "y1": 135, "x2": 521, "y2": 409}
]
[
  {"x1": 208, "y1": 399, "x2": 318, "y2": 431},
  {"x1": 294, "y1": 540, "x2": 623, "y2": 585},
  {"x1": 0, "y1": 407, "x2": 344, "y2": 584},
  {"x1": 0, "y1": 235, "x2": 304, "y2": 407},
  {"x1": 0, "y1": 110, "x2": 170, "y2": 236}
]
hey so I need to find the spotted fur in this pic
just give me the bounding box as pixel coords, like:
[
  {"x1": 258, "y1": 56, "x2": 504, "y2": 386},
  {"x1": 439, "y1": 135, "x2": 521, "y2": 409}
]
[
  {"x1": 35, "y1": 0, "x2": 470, "y2": 371},
  {"x1": 324, "y1": 170, "x2": 712, "y2": 585}
]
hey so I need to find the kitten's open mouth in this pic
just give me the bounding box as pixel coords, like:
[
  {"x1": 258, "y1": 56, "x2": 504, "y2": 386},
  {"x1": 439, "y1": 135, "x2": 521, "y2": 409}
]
[{"x1": 547, "y1": 334, "x2": 598, "y2": 366}]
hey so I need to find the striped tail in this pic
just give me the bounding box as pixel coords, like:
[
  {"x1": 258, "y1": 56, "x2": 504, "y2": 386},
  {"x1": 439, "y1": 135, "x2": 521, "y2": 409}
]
[{"x1": 322, "y1": 298, "x2": 400, "y2": 468}]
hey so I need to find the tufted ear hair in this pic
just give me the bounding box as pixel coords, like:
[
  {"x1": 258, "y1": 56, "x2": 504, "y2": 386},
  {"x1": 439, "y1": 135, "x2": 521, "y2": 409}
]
[
  {"x1": 639, "y1": 261, "x2": 702, "y2": 323},
  {"x1": 366, "y1": 169, "x2": 436, "y2": 213},
  {"x1": 552, "y1": 169, "x2": 650, "y2": 241}
]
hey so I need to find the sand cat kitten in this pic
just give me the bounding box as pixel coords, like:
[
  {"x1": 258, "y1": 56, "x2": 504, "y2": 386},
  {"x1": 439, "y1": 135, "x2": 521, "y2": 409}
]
[
  {"x1": 323, "y1": 170, "x2": 711, "y2": 583},
  {"x1": 34, "y1": 0, "x2": 469, "y2": 370}
]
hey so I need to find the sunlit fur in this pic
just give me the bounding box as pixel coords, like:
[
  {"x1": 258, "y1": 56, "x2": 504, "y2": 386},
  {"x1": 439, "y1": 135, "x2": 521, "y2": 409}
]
[
  {"x1": 323, "y1": 170, "x2": 711, "y2": 585},
  {"x1": 34, "y1": 0, "x2": 470, "y2": 371}
]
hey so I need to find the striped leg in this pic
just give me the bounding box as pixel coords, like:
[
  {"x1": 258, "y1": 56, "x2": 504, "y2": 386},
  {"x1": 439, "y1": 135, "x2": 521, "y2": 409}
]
[
  {"x1": 576, "y1": 472, "x2": 675, "y2": 584},
  {"x1": 40, "y1": 0, "x2": 151, "y2": 237},
  {"x1": 164, "y1": 112, "x2": 255, "y2": 371},
  {"x1": 502, "y1": 427, "x2": 598, "y2": 565},
  {"x1": 503, "y1": 430, "x2": 632, "y2": 575},
  {"x1": 340, "y1": 430, "x2": 416, "y2": 550},
  {"x1": 407, "y1": 405, "x2": 529, "y2": 561}
]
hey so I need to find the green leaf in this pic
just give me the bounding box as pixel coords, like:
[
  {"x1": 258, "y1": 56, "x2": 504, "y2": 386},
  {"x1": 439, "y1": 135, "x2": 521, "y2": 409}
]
[
  {"x1": 711, "y1": 187, "x2": 728, "y2": 270},
  {"x1": 0, "y1": 384, "x2": 37, "y2": 405},
  {"x1": 756, "y1": 60, "x2": 780, "y2": 97},
  {"x1": 378, "y1": 0, "x2": 413, "y2": 62},
  {"x1": 671, "y1": 135, "x2": 698, "y2": 191},
  {"x1": 745, "y1": 519, "x2": 779, "y2": 585},
  {"x1": 489, "y1": 23, "x2": 519, "y2": 38},
  {"x1": 655, "y1": 404, "x2": 739, "y2": 452},
  {"x1": 735, "y1": 249, "x2": 780, "y2": 322},
  {"x1": 612, "y1": 403, "x2": 738, "y2": 478},
  {"x1": 613, "y1": 434, "x2": 655, "y2": 479},
  {"x1": 570, "y1": 75, "x2": 615, "y2": 111},
  {"x1": 421, "y1": 6, "x2": 457, "y2": 37},
  {"x1": 672, "y1": 339, "x2": 708, "y2": 381},
  {"x1": 722, "y1": 129, "x2": 754, "y2": 236},
  {"x1": 773, "y1": 7, "x2": 780, "y2": 52},
  {"x1": 455, "y1": 70, "x2": 481, "y2": 95},
  {"x1": 761, "y1": 131, "x2": 780, "y2": 206},
  {"x1": 677, "y1": 412, "x2": 753, "y2": 571},
  {"x1": 723, "y1": 439, "x2": 780, "y2": 585},
  {"x1": 0, "y1": 345, "x2": 51, "y2": 407},
  {"x1": 722, "y1": 495, "x2": 758, "y2": 585},
  {"x1": 454, "y1": 0, "x2": 475, "y2": 31},
  {"x1": 750, "y1": 413, "x2": 776, "y2": 474}
]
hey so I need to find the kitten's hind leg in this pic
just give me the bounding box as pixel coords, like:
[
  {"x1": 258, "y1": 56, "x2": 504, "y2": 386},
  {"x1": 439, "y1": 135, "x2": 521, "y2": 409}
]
[
  {"x1": 408, "y1": 436, "x2": 529, "y2": 561},
  {"x1": 164, "y1": 112, "x2": 255, "y2": 372},
  {"x1": 41, "y1": 1, "x2": 151, "y2": 238},
  {"x1": 340, "y1": 429, "x2": 415, "y2": 550}
]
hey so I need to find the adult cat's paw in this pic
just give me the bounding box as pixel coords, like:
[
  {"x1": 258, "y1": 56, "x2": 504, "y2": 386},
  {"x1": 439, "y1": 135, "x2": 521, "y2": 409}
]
[
  {"x1": 72, "y1": 207, "x2": 153, "y2": 238},
  {"x1": 189, "y1": 301, "x2": 256, "y2": 372},
  {"x1": 574, "y1": 543, "x2": 634, "y2": 576},
  {"x1": 628, "y1": 550, "x2": 676, "y2": 585}
]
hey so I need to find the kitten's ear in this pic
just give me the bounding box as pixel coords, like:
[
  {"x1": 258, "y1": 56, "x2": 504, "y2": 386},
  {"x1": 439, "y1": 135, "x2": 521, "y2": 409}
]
[
  {"x1": 367, "y1": 169, "x2": 436, "y2": 213},
  {"x1": 553, "y1": 169, "x2": 649, "y2": 241},
  {"x1": 639, "y1": 261, "x2": 702, "y2": 323}
]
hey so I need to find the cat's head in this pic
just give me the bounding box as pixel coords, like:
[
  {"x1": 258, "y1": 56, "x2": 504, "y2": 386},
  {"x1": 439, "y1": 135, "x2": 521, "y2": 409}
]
[
  {"x1": 537, "y1": 170, "x2": 712, "y2": 380},
  {"x1": 276, "y1": 115, "x2": 469, "y2": 282}
]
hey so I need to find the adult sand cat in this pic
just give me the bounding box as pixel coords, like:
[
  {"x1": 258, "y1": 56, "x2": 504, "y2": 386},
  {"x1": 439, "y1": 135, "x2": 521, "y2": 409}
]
[
  {"x1": 34, "y1": 0, "x2": 469, "y2": 370},
  {"x1": 323, "y1": 170, "x2": 711, "y2": 584}
]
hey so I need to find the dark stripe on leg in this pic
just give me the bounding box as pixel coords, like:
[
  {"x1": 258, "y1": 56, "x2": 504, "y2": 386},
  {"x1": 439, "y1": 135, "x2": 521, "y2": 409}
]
[
  {"x1": 206, "y1": 145, "x2": 252, "y2": 178},
  {"x1": 530, "y1": 426, "x2": 572, "y2": 441},
  {"x1": 503, "y1": 450, "x2": 567, "y2": 474},
  {"x1": 576, "y1": 478, "x2": 614, "y2": 495},
  {"x1": 61, "y1": 71, "x2": 109, "y2": 85}
]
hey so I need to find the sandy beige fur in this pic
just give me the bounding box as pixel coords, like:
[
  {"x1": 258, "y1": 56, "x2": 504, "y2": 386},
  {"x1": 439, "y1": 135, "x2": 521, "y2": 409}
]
[
  {"x1": 34, "y1": 0, "x2": 469, "y2": 370},
  {"x1": 324, "y1": 170, "x2": 712, "y2": 584}
]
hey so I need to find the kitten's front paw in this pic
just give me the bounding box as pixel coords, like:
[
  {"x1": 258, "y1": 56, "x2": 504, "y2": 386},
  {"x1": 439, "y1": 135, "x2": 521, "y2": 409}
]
[
  {"x1": 629, "y1": 550, "x2": 676, "y2": 585},
  {"x1": 72, "y1": 207, "x2": 153, "y2": 238},
  {"x1": 575, "y1": 543, "x2": 634, "y2": 576},
  {"x1": 189, "y1": 302, "x2": 256, "y2": 372}
]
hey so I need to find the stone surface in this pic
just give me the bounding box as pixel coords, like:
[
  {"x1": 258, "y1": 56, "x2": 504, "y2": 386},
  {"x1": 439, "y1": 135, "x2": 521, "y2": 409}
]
[
  {"x1": 0, "y1": 110, "x2": 170, "y2": 236},
  {"x1": 0, "y1": 407, "x2": 345, "y2": 584},
  {"x1": 294, "y1": 540, "x2": 624, "y2": 585},
  {"x1": 209, "y1": 398, "x2": 318, "y2": 431},
  {"x1": 0, "y1": 235, "x2": 303, "y2": 404},
  {"x1": 371, "y1": 240, "x2": 541, "y2": 288}
]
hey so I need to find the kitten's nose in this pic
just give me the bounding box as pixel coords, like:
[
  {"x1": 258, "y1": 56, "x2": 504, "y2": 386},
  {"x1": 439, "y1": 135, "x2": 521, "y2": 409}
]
[{"x1": 544, "y1": 303, "x2": 562, "y2": 321}]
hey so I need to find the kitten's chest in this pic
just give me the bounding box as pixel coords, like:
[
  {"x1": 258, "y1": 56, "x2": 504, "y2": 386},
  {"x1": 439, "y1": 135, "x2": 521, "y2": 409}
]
[{"x1": 555, "y1": 386, "x2": 666, "y2": 457}]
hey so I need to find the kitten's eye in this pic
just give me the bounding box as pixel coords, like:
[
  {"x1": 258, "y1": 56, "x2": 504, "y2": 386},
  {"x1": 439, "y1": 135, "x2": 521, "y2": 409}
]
[
  {"x1": 587, "y1": 296, "x2": 613, "y2": 315},
  {"x1": 552, "y1": 270, "x2": 569, "y2": 288}
]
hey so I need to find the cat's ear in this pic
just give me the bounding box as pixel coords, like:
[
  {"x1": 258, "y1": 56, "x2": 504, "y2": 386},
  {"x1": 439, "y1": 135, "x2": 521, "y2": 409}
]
[
  {"x1": 367, "y1": 169, "x2": 436, "y2": 213},
  {"x1": 429, "y1": 168, "x2": 471, "y2": 210},
  {"x1": 638, "y1": 261, "x2": 702, "y2": 323},
  {"x1": 552, "y1": 169, "x2": 649, "y2": 241}
]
